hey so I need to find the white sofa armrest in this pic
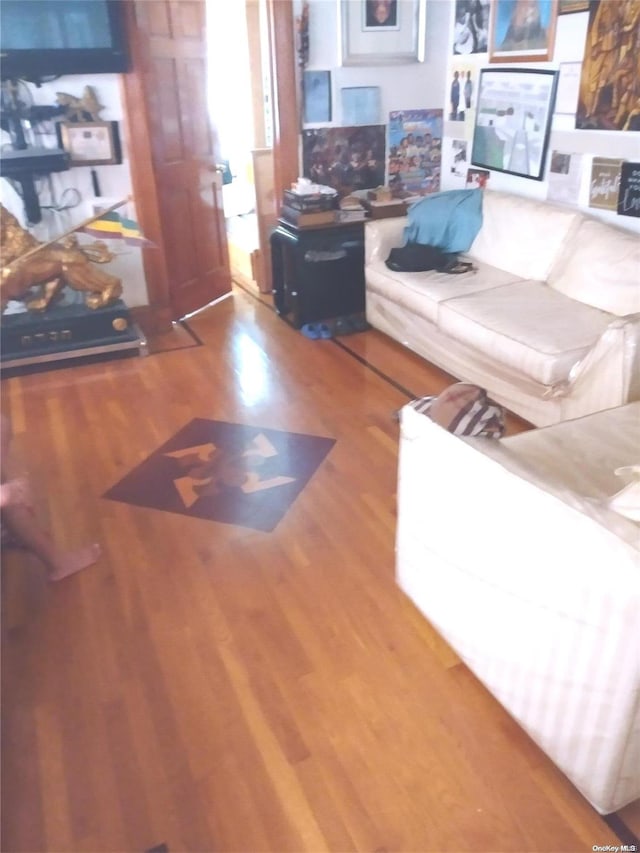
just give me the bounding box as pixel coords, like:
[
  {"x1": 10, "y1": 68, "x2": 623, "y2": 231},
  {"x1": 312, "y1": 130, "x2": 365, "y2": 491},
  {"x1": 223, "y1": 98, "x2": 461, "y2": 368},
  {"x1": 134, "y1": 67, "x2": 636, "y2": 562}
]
[
  {"x1": 365, "y1": 216, "x2": 408, "y2": 265},
  {"x1": 548, "y1": 313, "x2": 640, "y2": 406}
]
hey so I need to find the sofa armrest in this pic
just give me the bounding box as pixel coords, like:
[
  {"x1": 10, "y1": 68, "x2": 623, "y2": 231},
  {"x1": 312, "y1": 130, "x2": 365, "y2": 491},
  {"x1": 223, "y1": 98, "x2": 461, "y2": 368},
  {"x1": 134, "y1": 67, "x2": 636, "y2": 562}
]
[
  {"x1": 365, "y1": 216, "x2": 408, "y2": 265},
  {"x1": 549, "y1": 312, "x2": 640, "y2": 403}
]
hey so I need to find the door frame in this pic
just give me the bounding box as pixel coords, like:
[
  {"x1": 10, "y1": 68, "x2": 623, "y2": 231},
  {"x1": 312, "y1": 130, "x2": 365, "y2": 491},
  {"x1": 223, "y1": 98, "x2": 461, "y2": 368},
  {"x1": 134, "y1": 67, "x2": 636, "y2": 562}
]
[{"x1": 122, "y1": 0, "x2": 299, "y2": 333}]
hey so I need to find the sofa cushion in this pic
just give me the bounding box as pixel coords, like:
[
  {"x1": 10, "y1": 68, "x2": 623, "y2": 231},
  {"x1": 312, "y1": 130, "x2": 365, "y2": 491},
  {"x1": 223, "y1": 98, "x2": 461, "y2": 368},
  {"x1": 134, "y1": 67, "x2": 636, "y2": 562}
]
[
  {"x1": 438, "y1": 280, "x2": 614, "y2": 386},
  {"x1": 366, "y1": 259, "x2": 520, "y2": 324},
  {"x1": 482, "y1": 402, "x2": 640, "y2": 548},
  {"x1": 548, "y1": 218, "x2": 640, "y2": 316},
  {"x1": 468, "y1": 191, "x2": 583, "y2": 281}
]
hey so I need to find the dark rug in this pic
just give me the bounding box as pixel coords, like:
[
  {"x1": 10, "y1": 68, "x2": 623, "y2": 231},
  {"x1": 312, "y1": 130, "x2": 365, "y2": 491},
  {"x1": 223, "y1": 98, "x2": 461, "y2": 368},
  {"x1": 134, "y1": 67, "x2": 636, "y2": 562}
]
[{"x1": 103, "y1": 418, "x2": 335, "y2": 531}]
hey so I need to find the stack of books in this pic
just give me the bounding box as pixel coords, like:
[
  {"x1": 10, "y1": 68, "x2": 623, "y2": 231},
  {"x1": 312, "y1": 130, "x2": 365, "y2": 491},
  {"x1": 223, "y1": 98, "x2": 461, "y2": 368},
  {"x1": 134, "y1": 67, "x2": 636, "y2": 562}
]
[
  {"x1": 337, "y1": 195, "x2": 367, "y2": 223},
  {"x1": 281, "y1": 188, "x2": 337, "y2": 226},
  {"x1": 281, "y1": 206, "x2": 335, "y2": 226}
]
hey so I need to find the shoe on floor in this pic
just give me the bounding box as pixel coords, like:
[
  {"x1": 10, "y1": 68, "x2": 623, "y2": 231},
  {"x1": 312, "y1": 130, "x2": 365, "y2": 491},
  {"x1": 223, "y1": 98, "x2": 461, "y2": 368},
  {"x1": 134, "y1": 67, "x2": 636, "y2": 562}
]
[
  {"x1": 332, "y1": 317, "x2": 355, "y2": 336},
  {"x1": 333, "y1": 315, "x2": 370, "y2": 335},
  {"x1": 301, "y1": 323, "x2": 320, "y2": 339},
  {"x1": 301, "y1": 322, "x2": 332, "y2": 340}
]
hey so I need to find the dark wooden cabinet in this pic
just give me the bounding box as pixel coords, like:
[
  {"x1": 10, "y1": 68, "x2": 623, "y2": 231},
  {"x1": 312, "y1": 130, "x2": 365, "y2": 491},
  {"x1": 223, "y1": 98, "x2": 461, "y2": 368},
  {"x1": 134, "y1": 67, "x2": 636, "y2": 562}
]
[{"x1": 270, "y1": 219, "x2": 365, "y2": 328}]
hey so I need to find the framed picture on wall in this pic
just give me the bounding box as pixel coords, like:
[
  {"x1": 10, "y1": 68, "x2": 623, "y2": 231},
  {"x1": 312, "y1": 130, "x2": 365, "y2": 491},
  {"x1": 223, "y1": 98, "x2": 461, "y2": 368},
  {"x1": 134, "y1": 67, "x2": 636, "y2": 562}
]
[
  {"x1": 576, "y1": 0, "x2": 639, "y2": 131},
  {"x1": 341, "y1": 87, "x2": 381, "y2": 124},
  {"x1": 489, "y1": 0, "x2": 558, "y2": 63},
  {"x1": 303, "y1": 71, "x2": 332, "y2": 123},
  {"x1": 340, "y1": 0, "x2": 426, "y2": 65},
  {"x1": 57, "y1": 121, "x2": 122, "y2": 167},
  {"x1": 471, "y1": 67, "x2": 558, "y2": 181}
]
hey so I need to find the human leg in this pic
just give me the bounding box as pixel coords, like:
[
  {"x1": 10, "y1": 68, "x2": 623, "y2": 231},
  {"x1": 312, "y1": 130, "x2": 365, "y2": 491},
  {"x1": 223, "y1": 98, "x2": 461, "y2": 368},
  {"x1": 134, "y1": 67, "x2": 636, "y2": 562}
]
[{"x1": 1, "y1": 414, "x2": 101, "y2": 581}]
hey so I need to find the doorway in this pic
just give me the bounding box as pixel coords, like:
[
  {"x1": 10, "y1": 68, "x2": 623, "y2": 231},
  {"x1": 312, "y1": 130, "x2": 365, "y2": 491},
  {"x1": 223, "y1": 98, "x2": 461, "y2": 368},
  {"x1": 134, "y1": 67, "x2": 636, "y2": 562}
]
[{"x1": 208, "y1": 0, "x2": 261, "y2": 293}]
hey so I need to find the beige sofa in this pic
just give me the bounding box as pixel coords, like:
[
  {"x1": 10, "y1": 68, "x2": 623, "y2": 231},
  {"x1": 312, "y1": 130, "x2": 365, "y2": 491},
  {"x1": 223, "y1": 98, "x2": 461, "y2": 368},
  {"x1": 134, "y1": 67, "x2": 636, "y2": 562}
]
[
  {"x1": 396, "y1": 400, "x2": 640, "y2": 814},
  {"x1": 365, "y1": 191, "x2": 640, "y2": 426}
]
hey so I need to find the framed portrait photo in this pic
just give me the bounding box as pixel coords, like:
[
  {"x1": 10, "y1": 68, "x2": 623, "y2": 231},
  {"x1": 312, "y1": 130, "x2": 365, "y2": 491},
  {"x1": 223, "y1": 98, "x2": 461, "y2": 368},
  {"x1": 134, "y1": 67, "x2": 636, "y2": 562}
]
[
  {"x1": 471, "y1": 67, "x2": 558, "y2": 181},
  {"x1": 489, "y1": 0, "x2": 558, "y2": 63},
  {"x1": 341, "y1": 0, "x2": 426, "y2": 65},
  {"x1": 363, "y1": 0, "x2": 400, "y2": 29},
  {"x1": 57, "y1": 121, "x2": 122, "y2": 167}
]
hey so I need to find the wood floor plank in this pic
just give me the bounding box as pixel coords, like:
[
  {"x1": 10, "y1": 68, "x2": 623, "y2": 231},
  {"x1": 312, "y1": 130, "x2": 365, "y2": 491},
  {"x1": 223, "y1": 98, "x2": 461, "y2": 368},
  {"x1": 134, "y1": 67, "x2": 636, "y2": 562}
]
[{"x1": 1, "y1": 285, "x2": 633, "y2": 852}]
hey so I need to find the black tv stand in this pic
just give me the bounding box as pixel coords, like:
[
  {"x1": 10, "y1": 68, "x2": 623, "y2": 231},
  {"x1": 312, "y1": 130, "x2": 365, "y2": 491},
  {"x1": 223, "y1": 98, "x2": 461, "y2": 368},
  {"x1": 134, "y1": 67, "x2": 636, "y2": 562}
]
[{"x1": 0, "y1": 146, "x2": 71, "y2": 224}]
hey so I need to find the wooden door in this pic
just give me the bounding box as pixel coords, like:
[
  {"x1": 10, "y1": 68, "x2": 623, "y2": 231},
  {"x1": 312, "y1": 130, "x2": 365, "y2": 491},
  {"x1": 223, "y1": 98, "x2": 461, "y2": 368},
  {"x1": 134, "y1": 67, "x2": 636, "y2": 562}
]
[{"x1": 124, "y1": 0, "x2": 231, "y2": 321}]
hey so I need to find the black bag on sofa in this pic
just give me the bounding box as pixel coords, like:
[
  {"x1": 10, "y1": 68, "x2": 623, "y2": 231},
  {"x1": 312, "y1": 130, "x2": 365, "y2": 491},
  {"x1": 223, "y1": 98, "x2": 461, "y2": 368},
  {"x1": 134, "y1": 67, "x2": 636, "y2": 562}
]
[
  {"x1": 386, "y1": 243, "x2": 451, "y2": 272},
  {"x1": 386, "y1": 243, "x2": 469, "y2": 273}
]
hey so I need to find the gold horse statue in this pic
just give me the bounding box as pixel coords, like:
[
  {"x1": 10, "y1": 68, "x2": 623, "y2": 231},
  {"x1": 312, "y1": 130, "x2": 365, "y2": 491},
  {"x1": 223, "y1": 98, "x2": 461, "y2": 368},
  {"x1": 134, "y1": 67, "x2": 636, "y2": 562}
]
[{"x1": 1, "y1": 205, "x2": 123, "y2": 314}]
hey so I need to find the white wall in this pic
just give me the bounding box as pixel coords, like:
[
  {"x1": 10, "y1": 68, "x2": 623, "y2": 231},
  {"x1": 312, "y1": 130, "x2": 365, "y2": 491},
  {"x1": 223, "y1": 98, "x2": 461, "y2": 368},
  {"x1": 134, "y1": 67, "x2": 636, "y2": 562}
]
[
  {"x1": 301, "y1": 0, "x2": 449, "y2": 126},
  {"x1": 1, "y1": 73, "x2": 148, "y2": 306},
  {"x1": 299, "y1": 0, "x2": 639, "y2": 234}
]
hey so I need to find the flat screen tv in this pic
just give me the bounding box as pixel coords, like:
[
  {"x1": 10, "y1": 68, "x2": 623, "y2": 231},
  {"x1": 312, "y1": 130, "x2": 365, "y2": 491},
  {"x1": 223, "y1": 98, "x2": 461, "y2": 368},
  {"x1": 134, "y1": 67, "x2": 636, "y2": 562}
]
[{"x1": 0, "y1": 0, "x2": 130, "y2": 83}]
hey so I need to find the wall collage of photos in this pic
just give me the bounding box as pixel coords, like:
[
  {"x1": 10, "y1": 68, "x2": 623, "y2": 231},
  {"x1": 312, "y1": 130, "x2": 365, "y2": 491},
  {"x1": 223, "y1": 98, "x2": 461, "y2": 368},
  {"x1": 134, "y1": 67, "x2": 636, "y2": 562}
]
[
  {"x1": 447, "y1": 0, "x2": 639, "y2": 219},
  {"x1": 299, "y1": 0, "x2": 639, "y2": 218}
]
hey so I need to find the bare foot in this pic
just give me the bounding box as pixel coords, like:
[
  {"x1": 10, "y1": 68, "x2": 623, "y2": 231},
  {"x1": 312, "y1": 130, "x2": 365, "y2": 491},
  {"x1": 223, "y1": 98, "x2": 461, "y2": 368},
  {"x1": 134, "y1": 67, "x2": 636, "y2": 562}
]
[{"x1": 48, "y1": 543, "x2": 102, "y2": 582}]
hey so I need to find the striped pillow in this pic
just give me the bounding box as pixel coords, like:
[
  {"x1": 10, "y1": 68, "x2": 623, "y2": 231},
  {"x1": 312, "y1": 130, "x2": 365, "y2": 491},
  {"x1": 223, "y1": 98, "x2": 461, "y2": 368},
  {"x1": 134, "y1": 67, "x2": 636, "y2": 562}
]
[{"x1": 409, "y1": 383, "x2": 505, "y2": 438}]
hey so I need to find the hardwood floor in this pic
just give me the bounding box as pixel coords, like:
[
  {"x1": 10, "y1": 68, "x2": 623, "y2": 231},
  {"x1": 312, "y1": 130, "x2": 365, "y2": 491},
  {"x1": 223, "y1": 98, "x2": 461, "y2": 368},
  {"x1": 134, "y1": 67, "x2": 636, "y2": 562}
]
[{"x1": 1, "y1": 286, "x2": 636, "y2": 852}]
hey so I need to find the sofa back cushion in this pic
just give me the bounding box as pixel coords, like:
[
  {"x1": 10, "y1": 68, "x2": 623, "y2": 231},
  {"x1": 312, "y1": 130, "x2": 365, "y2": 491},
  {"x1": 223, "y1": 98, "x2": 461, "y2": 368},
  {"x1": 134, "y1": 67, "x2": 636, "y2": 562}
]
[
  {"x1": 469, "y1": 191, "x2": 583, "y2": 281},
  {"x1": 548, "y1": 218, "x2": 640, "y2": 316}
]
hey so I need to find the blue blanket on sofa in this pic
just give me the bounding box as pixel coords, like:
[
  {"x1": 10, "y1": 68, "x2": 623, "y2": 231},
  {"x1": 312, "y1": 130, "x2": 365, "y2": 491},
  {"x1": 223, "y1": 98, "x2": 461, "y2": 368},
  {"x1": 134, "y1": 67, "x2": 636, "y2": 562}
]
[{"x1": 403, "y1": 188, "x2": 483, "y2": 253}]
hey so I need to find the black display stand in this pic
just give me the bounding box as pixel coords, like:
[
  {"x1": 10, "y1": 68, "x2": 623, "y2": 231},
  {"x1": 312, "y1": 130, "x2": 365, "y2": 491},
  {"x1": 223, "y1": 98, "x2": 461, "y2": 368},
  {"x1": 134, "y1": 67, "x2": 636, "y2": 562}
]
[
  {"x1": 270, "y1": 218, "x2": 366, "y2": 328},
  {"x1": 1, "y1": 290, "x2": 147, "y2": 370}
]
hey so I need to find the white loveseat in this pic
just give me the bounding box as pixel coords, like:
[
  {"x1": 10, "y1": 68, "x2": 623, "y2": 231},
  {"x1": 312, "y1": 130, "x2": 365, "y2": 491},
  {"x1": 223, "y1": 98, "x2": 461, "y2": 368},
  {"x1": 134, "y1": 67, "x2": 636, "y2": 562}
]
[
  {"x1": 396, "y1": 401, "x2": 640, "y2": 815},
  {"x1": 365, "y1": 191, "x2": 640, "y2": 426}
]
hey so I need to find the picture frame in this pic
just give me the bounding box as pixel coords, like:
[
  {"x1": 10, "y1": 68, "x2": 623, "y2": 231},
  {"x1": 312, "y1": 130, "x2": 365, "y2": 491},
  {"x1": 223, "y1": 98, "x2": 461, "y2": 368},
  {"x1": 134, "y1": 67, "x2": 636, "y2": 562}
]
[
  {"x1": 341, "y1": 86, "x2": 381, "y2": 125},
  {"x1": 302, "y1": 125, "x2": 386, "y2": 197},
  {"x1": 340, "y1": 0, "x2": 426, "y2": 66},
  {"x1": 489, "y1": 0, "x2": 558, "y2": 63},
  {"x1": 558, "y1": 0, "x2": 589, "y2": 13},
  {"x1": 303, "y1": 71, "x2": 332, "y2": 124},
  {"x1": 471, "y1": 67, "x2": 558, "y2": 181},
  {"x1": 57, "y1": 120, "x2": 122, "y2": 167},
  {"x1": 576, "y1": 1, "x2": 638, "y2": 131}
]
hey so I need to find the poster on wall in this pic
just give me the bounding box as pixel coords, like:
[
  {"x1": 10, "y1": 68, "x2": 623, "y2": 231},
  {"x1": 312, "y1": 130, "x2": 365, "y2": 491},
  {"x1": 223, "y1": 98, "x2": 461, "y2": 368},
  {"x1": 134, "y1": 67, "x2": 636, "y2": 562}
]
[
  {"x1": 449, "y1": 138, "x2": 470, "y2": 181},
  {"x1": 576, "y1": 0, "x2": 640, "y2": 131},
  {"x1": 489, "y1": 0, "x2": 558, "y2": 63},
  {"x1": 466, "y1": 167, "x2": 490, "y2": 187},
  {"x1": 452, "y1": 0, "x2": 490, "y2": 54},
  {"x1": 388, "y1": 109, "x2": 443, "y2": 195},
  {"x1": 448, "y1": 63, "x2": 477, "y2": 121},
  {"x1": 589, "y1": 157, "x2": 624, "y2": 211},
  {"x1": 617, "y1": 162, "x2": 640, "y2": 218},
  {"x1": 547, "y1": 150, "x2": 583, "y2": 205},
  {"x1": 554, "y1": 62, "x2": 581, "y2": 115},
  {"x1": 302, "y1": 126, "x2": 386, "y2": 196}
]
